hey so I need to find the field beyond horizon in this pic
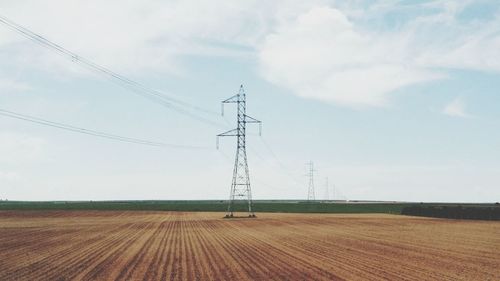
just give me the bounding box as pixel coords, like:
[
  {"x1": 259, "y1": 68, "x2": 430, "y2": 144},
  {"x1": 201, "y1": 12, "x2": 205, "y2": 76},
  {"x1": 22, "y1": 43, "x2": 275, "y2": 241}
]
[{"x1": 0, "y1": 211, "x2": 498, "y2": 280}]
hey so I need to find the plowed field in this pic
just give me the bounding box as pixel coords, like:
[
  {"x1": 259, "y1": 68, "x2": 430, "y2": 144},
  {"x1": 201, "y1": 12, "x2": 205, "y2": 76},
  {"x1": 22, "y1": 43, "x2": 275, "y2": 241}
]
[{"x1": 0, "y1": 211, "x2": 498, "y2": 280}]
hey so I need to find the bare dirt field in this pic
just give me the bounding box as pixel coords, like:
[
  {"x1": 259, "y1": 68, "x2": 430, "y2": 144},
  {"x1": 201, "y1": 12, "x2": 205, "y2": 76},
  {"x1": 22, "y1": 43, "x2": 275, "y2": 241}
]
[{"x1": 0, "y1": 211, "x2": 498, "y2": 281}]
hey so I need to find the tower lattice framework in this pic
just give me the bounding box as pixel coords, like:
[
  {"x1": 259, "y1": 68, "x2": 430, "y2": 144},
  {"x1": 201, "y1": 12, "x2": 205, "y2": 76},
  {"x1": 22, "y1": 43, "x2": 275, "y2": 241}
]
[
  {"x1": 217, "y1": 85, "x2": 261, "y2": 218},
  {"x1": 324, "y1": 177, "x2": 329, "y2": 201},
  {"x1": 306, "y1": 161, "x2": 316, "y2": 201}
]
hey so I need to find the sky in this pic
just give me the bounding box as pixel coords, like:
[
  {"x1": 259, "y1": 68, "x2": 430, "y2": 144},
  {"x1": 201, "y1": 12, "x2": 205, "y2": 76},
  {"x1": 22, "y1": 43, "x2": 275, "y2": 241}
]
[{"x1": 0, "y1": 0, "x2": 499, "y2": 202}]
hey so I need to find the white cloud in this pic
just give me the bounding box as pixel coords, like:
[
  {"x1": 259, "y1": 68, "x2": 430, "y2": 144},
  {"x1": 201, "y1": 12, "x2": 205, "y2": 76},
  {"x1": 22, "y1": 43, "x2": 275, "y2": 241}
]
[
  {"x1": 442, "y1": 97, "x2": 471, "y2": 118},
  {"x1": 0, "y1": 0, "x2": 279, "y2": 76},
  {"x1": 1, "y1": 1, "x2": 500, "y2": 108},
  {"x1": 258, "y1": 2, "x2": 500, "y2": 108},
  {"x1": 258, "y1": 6, "x2": 443, "y2": 107}
]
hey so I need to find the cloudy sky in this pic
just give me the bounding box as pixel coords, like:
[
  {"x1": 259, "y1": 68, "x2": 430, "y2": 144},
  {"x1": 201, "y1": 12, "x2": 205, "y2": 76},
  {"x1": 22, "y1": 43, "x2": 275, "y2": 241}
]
[{"x1": 0, "y1": 0, "x2": 499, "y2": 202}]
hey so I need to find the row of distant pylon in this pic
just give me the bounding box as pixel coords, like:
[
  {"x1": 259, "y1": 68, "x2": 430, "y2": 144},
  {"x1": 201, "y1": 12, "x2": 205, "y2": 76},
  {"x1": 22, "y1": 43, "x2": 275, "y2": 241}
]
[{"x1": 306, "y1": 161, "x2": 336, "y2": 201}]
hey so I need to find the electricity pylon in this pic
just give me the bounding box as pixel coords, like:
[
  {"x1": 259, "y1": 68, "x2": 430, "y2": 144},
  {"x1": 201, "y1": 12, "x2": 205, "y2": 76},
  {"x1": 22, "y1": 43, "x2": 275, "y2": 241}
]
[
  {"x1": 306, "y1": 161, "x2": 316, "y2": 201},
  {"x1": 217, "y1": 85, "x2": 261, "y2": 218},
  {"x1": 324, "y1": 177, "x2": 329, "y2": 201}
]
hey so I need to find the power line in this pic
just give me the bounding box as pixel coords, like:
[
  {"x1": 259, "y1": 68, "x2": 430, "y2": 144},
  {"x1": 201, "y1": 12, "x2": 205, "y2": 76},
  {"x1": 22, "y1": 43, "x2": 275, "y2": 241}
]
[
  {"x1": 219, "y1": 124, "x2": 304, "y2": 192},
  {"x1": 0, "y1": 14, "x2": 224, "y2": 128},
  {"x1": 225, "y1": 126, "x2": 311, "y2": 195},
  {"x1": 259, "y1": 137, "x2": 304, "y2": 185},
  {"x1": 219, "y1": 149, "x2": 291, "y2": 192},
  {"x1": 0, "y1": 108, "x2": 210, "y2": 149},
  {"x1": 247, "y1": 147, "x2": 302, "y2": 189}
]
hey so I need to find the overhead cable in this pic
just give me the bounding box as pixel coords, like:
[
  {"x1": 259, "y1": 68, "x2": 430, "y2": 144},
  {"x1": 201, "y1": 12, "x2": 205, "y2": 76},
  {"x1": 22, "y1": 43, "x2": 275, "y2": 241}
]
[
  {"x1": 0, "y1": 14, "x2": 224, "y2": 128},
  {"x1": 0, "y1": 108, "x2": 210, "y2": 149}
]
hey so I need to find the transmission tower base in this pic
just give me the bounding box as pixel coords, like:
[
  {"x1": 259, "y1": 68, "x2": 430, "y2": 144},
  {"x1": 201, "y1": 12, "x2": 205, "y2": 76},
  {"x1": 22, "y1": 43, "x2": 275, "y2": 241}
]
[{"x1": 223, "y1": 214, "x2": 257, "y2": 219}]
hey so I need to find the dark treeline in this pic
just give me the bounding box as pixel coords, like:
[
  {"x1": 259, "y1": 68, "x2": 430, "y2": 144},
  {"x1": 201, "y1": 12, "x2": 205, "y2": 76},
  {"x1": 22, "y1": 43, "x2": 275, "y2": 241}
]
[{"x1": 402, "y1": 204, "x2": 500, "y2": 220}]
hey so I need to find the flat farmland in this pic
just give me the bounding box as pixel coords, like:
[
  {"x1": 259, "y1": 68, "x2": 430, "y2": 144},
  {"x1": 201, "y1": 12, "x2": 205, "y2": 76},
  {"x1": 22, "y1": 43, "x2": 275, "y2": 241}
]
[{"x1": 0, "y1": 211, "x2": 498, "y2": 280}]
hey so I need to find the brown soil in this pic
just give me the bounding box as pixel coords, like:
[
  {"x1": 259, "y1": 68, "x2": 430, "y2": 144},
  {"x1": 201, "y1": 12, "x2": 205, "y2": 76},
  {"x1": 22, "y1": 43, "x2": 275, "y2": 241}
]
[{"x1": 0, "y1": 211, "x2": 498, "y2": 280}]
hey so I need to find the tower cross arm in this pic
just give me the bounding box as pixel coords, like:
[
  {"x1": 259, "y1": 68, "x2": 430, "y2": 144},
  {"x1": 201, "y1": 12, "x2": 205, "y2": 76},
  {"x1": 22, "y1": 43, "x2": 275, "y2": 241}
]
[
  {"x1": 244, "y1": 114, "x2": 261, "y2": 123},
  {"x1": 221, "y1": 94, "x2": 239, "y2": 116},
  {"x1": 217, "y1": 128, "x2": 238, "y2": 137},
  {"x1": 245, "y1": 114, "x2": 262, "y2": 136},
  {"x1": 222, "y1": 94, "x2": 239, "y2": 104},
  {"x1": 216, "y1": 128, "x2": 238, "y2": 149}
]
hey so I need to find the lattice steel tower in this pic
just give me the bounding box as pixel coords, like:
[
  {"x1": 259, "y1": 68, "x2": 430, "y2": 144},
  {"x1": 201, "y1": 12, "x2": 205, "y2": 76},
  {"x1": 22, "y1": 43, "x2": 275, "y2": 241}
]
[
  {"x1": 306, "y1": 161, "x2": 316, "y2": 201},
  {"x1": 217, "y1": 85, "x2": 261, "y2": 218},
  {"x1": 324, "y1": 177, "x2": 330, "y2": 201}
]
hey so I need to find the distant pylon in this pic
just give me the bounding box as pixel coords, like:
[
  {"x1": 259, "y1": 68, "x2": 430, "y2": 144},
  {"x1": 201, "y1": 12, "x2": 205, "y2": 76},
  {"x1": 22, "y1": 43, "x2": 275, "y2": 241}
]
[
  {"x1": 306, "y1": 161, "x2": 316, "y2": 201},
  {"x1": 217, "y1": 85, "x2": 262, "y2": 218},
  {"x1": 324, "y1": 177, "x2": 329, "y2": 201}
]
